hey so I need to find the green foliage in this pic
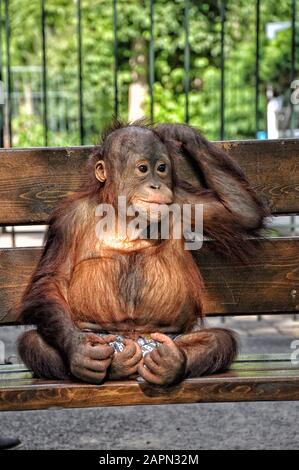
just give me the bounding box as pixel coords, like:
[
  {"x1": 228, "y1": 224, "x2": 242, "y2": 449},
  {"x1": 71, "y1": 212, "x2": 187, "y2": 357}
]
[{"x1": 1, "y1": 0, "x2": 296, "y2": 146}]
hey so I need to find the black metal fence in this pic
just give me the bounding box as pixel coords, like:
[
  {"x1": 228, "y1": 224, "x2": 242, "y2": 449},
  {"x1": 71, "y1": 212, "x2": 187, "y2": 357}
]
[{"x1": 0, "y1": 0, "x2": 298, "y2": 148}]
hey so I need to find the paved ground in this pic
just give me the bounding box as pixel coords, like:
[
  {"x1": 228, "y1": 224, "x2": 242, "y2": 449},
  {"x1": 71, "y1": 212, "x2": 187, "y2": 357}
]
[{"x1": 1, "y1": 316, "x2": 299, "y2": 450}]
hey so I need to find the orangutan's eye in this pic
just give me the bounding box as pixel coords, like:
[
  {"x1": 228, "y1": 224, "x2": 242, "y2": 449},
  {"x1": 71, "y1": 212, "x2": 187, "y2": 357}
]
[
  {"x1": 137, "y1": 164, "x2": 149, "y2": 174},
  {"x1": 157, "y1": 163, "x2": 167, "y2": 173}
]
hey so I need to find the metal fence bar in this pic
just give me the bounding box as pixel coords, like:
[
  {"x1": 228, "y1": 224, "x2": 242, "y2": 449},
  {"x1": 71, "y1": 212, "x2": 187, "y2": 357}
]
[
  {"x1": 0, "y1": 1, "x2": 297, "y2": 148},
  {"x1": 113, "y1": 0, "x2": 119, "y2": 119},
  {"x1": 255, "y1": 0, "x2": 260, "y2": 136},
  {"x1": 4, "y1": 1, "x2": 14, "y2": 246},
  {"x1": 184, "y1": 0, "x2": 190, "y2": 124},
  {"x1": 291, "y1": 0, "x2": 296, "y2": 84},
  {"x1": 4, "y1": 0, "x2": 12, "y2": 147},
  {"x1": 76, "y1": 0, "x2": 84, "y2": 144},
  {"x1": 41, "y1": 0, "x2": 48, "y2": 146},
  {"x1": 290, "y1": 0, "x2": 296, "y2": 137},
  {"x1": 290, "y1": 0, "x2": 296, "y2": 273},
  {"x1": 220, "y1": 0, "x2": 225, "y2": 140},
  {"x1": 0, "y1": 0, "x2": 4, "y2": 147},
  {"x1": 149, "y1": 0, "x2": 155, "y2": 122},
  {"x1": 256, "y1": 0, "x2": 262, "y2": 321}
]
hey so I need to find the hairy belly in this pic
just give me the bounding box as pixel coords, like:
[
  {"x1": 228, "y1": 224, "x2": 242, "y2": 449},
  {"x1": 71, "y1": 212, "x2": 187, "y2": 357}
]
[{"x1": 67, "y1": 256, "x2": 197, "y2": 334}]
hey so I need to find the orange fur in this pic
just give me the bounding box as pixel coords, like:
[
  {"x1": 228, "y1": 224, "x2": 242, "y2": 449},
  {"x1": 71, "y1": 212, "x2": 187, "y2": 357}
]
[{"x1": 17, "y1": 122, "x2": 267, "y2": 383}]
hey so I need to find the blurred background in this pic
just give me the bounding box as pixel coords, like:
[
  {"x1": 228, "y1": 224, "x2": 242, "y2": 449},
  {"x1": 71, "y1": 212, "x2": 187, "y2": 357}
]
[{"x1": 1, "y1": 0, "x2": 299, "y2": 147}]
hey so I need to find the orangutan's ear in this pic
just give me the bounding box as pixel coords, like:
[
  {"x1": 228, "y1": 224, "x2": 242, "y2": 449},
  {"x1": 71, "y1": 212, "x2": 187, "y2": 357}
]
[{"x1": 95, "y1": 160, "x2": 107, "y2": 183}]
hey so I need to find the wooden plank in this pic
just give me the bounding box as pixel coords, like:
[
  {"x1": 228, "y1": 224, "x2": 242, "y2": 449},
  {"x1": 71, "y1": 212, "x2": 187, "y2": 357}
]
[
  {"x1": 219, "y1": 139, "x2": 299, "y2": 214},
  {"x1": 0, "y1": 364, "x2": 33, "y2": 381},
  {"x1": 230, "y1": 362, "x2": 295, "y2": 371},
  {"x1": 2, "y1": 367, "x2": 299, "y2": 385},
  {"x1": 198, "y1": 238, "x2": 299, "y2": 316},
  {"x1": 1, "y1": 238, "x2": 298, "y2": 324},
  {"x1": 1, "y1": 356, "x2": 298, "y2": 410},
  {"x1": 0, "y1": 362, "x2": 293, "y2": 380},
  {"x1": 236, "y1": 353, "x2": 291, "y2": 362},
  {"x1": 0, "y1": 364, "x2": 28, "y2": 372},
  {"x1": 0, "y1": 367, "x2": 299, "y2": 411},
  {"x1": 0, "y1": 370, "x2": 33, "y2": 380},
  {"x1": 0, "y1": 354, "x2": 291, "y2": 371},
  {"x1": 0, "y1": 146, "x2": 90, "y2": 225},
  {"x1": 0, "y1": 354, "x2": 285, "y2": 372},
  {"x1": 0, "y1": 139, "x2": 298, "y2": 224},
  {"x1": 0, "y1": 247, "x2": 41, "y2": 323}
]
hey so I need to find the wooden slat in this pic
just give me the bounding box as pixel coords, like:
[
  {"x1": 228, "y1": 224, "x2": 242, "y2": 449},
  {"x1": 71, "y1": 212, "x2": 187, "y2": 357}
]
[
  {"x1": 237, "y1": 353, "x2": 291, "y2": 362},
  {"x1": 0, "y1": 364, "x2": 299, "y2": 411},
  {"x1": 0, "y1": 139, "x2": 298, "y2": 224},
  {"x1": 198, "y1": 238, "x2": 299, "y2": 316},
  {"x1": 0, "y1": 353, "x2": 290, "y2": 372},
  {"x1": 2, "y1": 367, "x2": 298, "y2": 384},
  {"x1": 0, "y1": 238, "x2": 298, "y2": 324},
  {"x1": 1, "y1": 355, "x2": 298, "y2": 410},
  {"x1": 219, "y1": 139, "x2": 299, "y2": 214},
  {"x1": 0, "y1": 146, "x2": 91, "y2": 225},
  {"x1": 0, "y1": 356, "x2": 294, "y2": 379},
  {"x1": 230, "y1": 362, "x2": 294, "y2": 371}
]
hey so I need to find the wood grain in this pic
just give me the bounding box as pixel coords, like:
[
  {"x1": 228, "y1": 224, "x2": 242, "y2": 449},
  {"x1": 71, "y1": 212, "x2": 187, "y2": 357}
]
[
  {"x1": 219, "y1": 139, "x2": 299, "y2": 214},
  {"x1": 0, "y1": 139, "x2": 298, "y2": 224},
  {"x1": 0, "y1": 238, "x2": 298, "y2": 324},
  {"x1": 197, "y1": 238, "x2": 299, "y2": 315},
  {"x1": 0, "y1": 365, "x2": 299, "y2": 411},
  {"x1": 0, "y1": 146, "x2": 91, "y2": 225}
]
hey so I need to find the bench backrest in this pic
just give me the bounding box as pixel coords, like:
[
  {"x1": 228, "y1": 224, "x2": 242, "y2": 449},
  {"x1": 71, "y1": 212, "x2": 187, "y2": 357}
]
[{"x1": 0, "y1": 139, "x2": 298, "y2": 324}]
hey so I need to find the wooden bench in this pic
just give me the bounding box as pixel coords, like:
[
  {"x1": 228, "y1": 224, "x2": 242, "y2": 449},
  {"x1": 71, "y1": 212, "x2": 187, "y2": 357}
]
[{"x1": 0, "y1": 139, "x2": 298, "y2": 411}]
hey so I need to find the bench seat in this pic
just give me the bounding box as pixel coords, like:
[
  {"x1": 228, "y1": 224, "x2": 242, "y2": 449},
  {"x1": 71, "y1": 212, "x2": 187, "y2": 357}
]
[{"x1": 1, "y1": 354, "x2": 298, "y2": 411}]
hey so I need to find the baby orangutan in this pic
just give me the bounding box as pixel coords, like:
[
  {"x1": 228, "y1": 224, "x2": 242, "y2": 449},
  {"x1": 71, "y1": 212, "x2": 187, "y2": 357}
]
[{"x1": 18, "y1": 122, "x2": 267, "y2": 386}]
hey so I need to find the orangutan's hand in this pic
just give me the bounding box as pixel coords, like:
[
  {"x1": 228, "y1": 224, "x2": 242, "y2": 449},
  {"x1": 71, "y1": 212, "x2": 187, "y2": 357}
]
[
  {"x1": 137, "y1": 333, "x2": 186, "y2": 386},
  {"x1": 69, "y1": 332, "x2": 116, "y2": 384},
  {"x1": 109, "y1": 339, "x2": 143, "y2": 379}
]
